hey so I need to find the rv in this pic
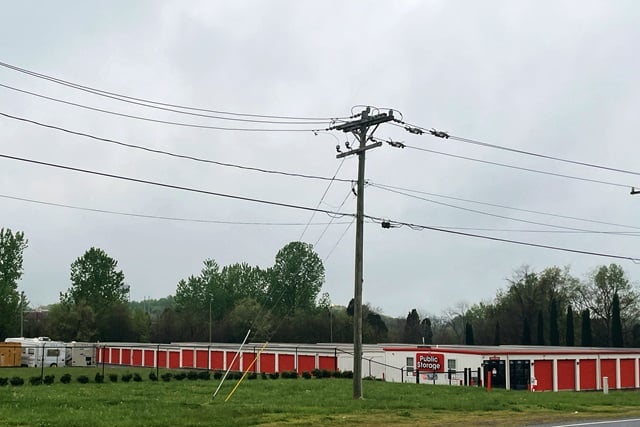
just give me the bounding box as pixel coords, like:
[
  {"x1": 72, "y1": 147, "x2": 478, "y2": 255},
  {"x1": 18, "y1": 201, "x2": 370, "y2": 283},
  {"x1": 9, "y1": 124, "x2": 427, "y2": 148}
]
[
  {"x1": 4, "y1": 337, "x2": 66, "y2": 367},
  {"x1": 65, "y1": 342, "x2": 96, "y2": 367}
]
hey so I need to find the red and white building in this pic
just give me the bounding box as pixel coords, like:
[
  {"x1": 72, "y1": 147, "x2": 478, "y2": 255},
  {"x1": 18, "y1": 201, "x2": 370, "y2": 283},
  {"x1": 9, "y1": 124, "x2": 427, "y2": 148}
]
[
  {"x1": 382, "y1": 345, "x2": 640, "y2": 391},
  {"x1": 94, "y1": 341, "x2": 640, "y2": 392}
]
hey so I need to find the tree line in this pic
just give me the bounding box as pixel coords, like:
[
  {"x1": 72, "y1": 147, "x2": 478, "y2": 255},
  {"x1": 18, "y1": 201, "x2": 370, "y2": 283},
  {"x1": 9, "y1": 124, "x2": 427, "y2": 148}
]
[{"x1": 2, "y1": 226, "x2": 639, "y2": 347}]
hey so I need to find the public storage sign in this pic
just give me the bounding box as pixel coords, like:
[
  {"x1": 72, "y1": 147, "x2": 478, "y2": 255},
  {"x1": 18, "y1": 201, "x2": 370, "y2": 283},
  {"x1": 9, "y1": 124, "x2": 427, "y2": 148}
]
[{"x1": 415, "y1": 353, "x2": 445, "y2": 373}]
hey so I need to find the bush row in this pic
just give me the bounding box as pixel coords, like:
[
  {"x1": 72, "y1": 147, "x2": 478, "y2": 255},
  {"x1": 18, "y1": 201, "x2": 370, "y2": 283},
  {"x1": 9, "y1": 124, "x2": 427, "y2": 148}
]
[{"x1": 0, "y1": 369, "x2": 353, "y2": 386}]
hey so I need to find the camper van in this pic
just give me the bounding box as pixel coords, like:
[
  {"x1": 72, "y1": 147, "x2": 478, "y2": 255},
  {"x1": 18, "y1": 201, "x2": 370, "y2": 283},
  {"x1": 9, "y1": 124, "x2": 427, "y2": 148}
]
[
  {"x1": 65, "y1": 342, "x2": 95, "y2": 367},
  {"x1": 4, "y1": 337, "x2": 66, "y2": 367}
]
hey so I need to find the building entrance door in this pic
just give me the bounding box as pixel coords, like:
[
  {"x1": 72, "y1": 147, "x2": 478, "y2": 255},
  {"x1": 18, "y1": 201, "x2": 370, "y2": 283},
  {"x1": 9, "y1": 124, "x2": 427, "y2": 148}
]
[
  {"x1": 509, "y1": 359, "x2": 531, "y2": 390},
  {"x1": 483, "y1": 359, "x2": 506, "y2": 389}
]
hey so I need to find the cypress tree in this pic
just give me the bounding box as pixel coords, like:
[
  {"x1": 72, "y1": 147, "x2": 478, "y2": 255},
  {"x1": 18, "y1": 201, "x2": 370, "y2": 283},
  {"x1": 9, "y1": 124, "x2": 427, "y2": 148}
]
[
  {"x1": 566, "y1": 305, "x2": 575, "y2": 346},
  {"x1": 632, "y1": 324, "x2": 640, "y2": 348},
  {"x1": 550, "y1": 299, "x2": 559, "y2": 346},
  {"x1": 581, "y1": 309, "x2": 592, "y2": 347},
  {"x1": 465, "y1": 322, "x2": 475, "y2": 345},
  {"x1": 522, "y1": 317, "x2": 531, "y2": 345},
  {"x1": 536, "y1": 310, "x2": 545, "y2": 345},
  {"x1": 493, "y1": 321, "x2": 501, "y2": 346},
  {"x1": 612, "y1": 293, "x2": 624, "y2": 347}
]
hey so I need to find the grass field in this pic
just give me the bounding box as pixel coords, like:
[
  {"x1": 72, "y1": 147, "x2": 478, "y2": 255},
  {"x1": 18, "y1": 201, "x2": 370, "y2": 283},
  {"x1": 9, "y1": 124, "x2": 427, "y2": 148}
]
[{"x1": 1, "y1": 367, "x2": 640, "y2": 426}]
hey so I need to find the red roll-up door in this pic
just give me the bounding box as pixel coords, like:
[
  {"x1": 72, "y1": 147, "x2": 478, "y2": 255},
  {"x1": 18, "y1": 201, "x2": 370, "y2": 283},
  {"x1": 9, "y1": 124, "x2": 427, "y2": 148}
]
[
  {"x1": 196, "y1": 350, "x2": 208, "y2": 369},
  {"x1": 261, "y1": 353, "x2": 276, "y2": 373},
  {"x1": 579, "y1": 359, "x2": 597, "y2": 390},
  {"x1": 620, "y1": 359, "x2": 635, "y2": 388},
  {"x1": 111, "y1": 348, "x2": 120, "y2": 364},
  {"x1": 132, "y1": 350, "x2": 143, "y2": 366},
  {"x1": 144, "y1": 349, "x2": 155, "y2": 367},
  {"x1": 534, "y1": 360, "x2": 553, "y2": 391},
  {"x1": 557, "y1": 360, "x2": 575, "y2": 390},
  {"x1": 158, "y1": 351, "x2": 167, "y2": 368},
  {"x1": 243, "y1": 352, "x2": 257, "y2": 371},
  {"x1": 298, "y1": 355, "x2": 315, "y2": 373},
  {"x1": 181, "y1": 349, "x2": 194, "y2": 368},
  {"x1": 210, "y1": 351, "x2": 224, "y2": 370},
  {"x1": 169, "y1": 351, "x2": 180, "y2": 369},
  {"x1": 600, "y1": 359, "x2": 616, "y2": 388},
  {"x1": 226, "y1": 352, "x2": 240, "y2": 371},
  {"x1": 121, "y1": 349, "x2": 131, "y2": 365},
  {"x1": 319, "y1": 356, "x2": 336, "y2": 371},
  {"x1": 279, "y1": 354, "x2": 295, "y2": 371}
]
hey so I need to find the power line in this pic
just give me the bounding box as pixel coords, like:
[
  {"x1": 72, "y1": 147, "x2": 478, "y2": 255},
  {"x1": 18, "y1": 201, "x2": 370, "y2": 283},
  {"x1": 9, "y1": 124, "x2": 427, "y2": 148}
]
[
  {"x1": 0, "y1": 193, "x2": 354, "y2": 226},
  {"x1": 403, "y1": 144, "x2": 635, "y2": 189},
  {"x1": 2, "y1": 151, "x2": 636, "y2": 262},
  {"x1": 324, "y1": 218, "x2": 355, "y2": 261},
  {"x1": 0, "y1": 60, "x2": 351, "y2": 122},
  {"x1": 397, "y1": 120, "x2": 640, "y2": 178},
  {"x1": 369, "y1": 182, "x2": 640, "y2": 231},
  {"x1": 5, "y1": 191, "x2": 634, "y2": 235},
  {"x1": 370, "y1": 183, "x2": 640, "y2": 236},
  {"x1": 376, "y1": 218, "x2": 640, "y2": 262},
  {"x1": 314, "y1": 189, "x2": 353, "y2": 247},
  {"x1": 299, "y1": 159, "x2": 347, "y2": 241},
  {"x1": 0, "y1": 83, "x2": 326, "y2": 132},
  {"x1": 0, "y1": 152, "x2": 355, "y2": 218},
  {"x1": 0, "y1": 112, "x2": 353, "y2": 183}
]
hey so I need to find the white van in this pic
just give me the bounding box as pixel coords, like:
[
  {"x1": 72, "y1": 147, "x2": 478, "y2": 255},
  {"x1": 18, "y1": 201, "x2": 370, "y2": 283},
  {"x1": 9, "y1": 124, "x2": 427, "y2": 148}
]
[{"x1": 4, "y1": 337, "x2": 66, "y2": 367}]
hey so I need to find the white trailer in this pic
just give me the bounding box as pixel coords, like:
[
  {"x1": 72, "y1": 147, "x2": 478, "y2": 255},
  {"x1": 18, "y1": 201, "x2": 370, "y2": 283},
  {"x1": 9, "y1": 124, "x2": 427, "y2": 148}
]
[
  {"x1": 4, "y1": 337, "x2": 66, "y2": 367},
  {"x1": 65, "y1": 342, "x2": 95, "y2": 366}
]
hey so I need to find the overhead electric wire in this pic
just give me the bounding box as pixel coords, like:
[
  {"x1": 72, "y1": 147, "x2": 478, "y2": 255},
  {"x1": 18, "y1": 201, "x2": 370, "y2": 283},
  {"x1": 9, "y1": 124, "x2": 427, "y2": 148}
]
[
  {"x1": 0, "y1": 60, "x2": 351, "y2": 122},
  {"x1": 397, "y1": 120, "x2": 640, "y2": 178},
  {"x1": 324, "y1": 218, "x2": 355, "y2": 262},
  {"x1": 0, "y1": 193, "x2": 354, "y2": 226},
  {"x1": 403, "y1": 144, "x2": 635, "y2": 189},
  {"x1": 1, "y1": 151, "x2": 637, "y2": 262},
  {"x1": 381, "y1": 218, "x2": 640, "y2": 263},
  {"x1": 369, "y1": 182, "x2": 640, "y2": 231},
  {"x1": 0, "y1": 152, "x2": 355, "y2": 219},
  {"x1": 370, "y1": 183, "x2": 640, "y2": 236},
  {"x1": 314, "y1": 189, "x2": 353, "y2": 246},
  {"x1": 0, "y1": 83, "x2": 326, "y2": 132},
  {"x1": 0, "y1": 112, "x2": 353, "y2": 183},
  {"x1": 299, "y1": 158, "x2": 347, "y2": 241}
]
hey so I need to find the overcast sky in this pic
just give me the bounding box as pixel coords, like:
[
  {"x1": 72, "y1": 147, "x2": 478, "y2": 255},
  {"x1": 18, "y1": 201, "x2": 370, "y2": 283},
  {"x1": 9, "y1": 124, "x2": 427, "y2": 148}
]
[{"x1": 1, "y1": 1, "x2": 639, "y2": 318}]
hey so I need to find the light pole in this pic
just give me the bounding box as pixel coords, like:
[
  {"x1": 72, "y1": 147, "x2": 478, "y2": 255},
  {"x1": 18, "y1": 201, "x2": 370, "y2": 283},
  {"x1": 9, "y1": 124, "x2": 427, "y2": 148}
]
[{"x1": 20, "y1": 291, "x2": 25, "y2": 337}]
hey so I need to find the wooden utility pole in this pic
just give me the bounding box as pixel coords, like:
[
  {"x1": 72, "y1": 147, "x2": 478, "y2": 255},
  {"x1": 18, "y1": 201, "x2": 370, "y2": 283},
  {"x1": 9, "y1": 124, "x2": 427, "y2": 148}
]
[{"x1": 334, "y1": 107, "x2": 394, "y2": 399}]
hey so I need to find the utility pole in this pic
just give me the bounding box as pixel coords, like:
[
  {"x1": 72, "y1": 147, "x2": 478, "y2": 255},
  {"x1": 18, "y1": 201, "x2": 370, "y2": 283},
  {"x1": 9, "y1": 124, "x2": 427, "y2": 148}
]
[{"x1": 334, "y1": 107, "x2": 394, "y2": 399}]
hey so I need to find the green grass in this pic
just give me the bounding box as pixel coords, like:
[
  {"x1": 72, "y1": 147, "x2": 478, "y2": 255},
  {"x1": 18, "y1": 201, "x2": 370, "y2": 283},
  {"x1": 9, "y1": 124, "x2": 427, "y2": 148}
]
[{"x1": 1, "y1": 367, "x2": 640, "y2": 426}]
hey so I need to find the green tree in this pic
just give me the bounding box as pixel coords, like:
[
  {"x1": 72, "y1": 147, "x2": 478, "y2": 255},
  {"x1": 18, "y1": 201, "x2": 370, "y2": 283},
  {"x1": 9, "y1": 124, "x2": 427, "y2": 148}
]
[
  {"x1": 549, "y1": 299, "x2": 559, "y2": 345},
  {"x1": 366, "y1": 312, "x2": 389, "y2": 343},
  {"x1": 403, "y1": 309, "x2": 422, "y2": 343},
  {"x1": 632, "y1": 324, "x2": 640, "y2": 347},
  {"x1": 465, "y1": 322, "x2": 475, "y2": 345},
  {"x1": 61, "y1": 247, "x2": 129, "y2": 340},
  {"x1": 62, "y1": 247, "x2": 128, "y2": 311},
  {"x1": 493, "y1": 322, "x2": 501, "y2": 346},
  {"x1": 0, "y1": 228, "x2": 28, "y2": 339},
  {"x1": 582, "y1": 264, "x2": 639, "y2": 346},
  {"x1": 522, "y1": 317, "x2": 531, "y2": 345},
  {"x1": 175, "y1": 259, "x2": 225, "y2": 323},
  {"x1": 581, "y1": 309, "x2": 592, "y2": 347},
  {"x1": 612, "y1": 293, "x2": 623, "y2": 347},
  {"x1": 47, "y1": 301, "x2": 96, "y2": 341},
  {"x1": 421, "y1": 318, "x2": 433, "y2": 344},
  {"x1": 536, "y1": 310, "x2": 545, "y2": 345},
  {"x1": 267, "y1": 242, "x2": 324, "y2": 315},
  {"x1": 566, "y1": 305, "x2": 575, "y2": 346}
]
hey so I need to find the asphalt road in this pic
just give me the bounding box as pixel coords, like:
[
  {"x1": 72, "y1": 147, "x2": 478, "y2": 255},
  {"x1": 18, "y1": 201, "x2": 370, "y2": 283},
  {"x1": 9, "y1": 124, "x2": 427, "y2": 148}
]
[{"x1": 529, "y1": 418, "x2": 640, "y2": 427}]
